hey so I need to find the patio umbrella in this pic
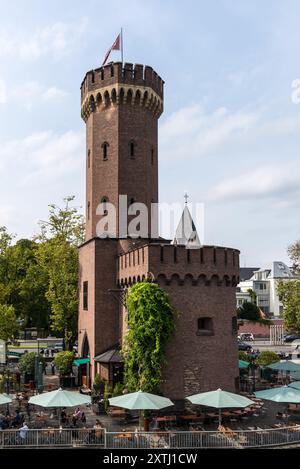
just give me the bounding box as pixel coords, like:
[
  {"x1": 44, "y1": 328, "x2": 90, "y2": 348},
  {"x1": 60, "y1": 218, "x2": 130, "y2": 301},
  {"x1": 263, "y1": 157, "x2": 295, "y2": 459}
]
[
  {"x1": 0, "y1": 394, "x2": 12, "y2": 405},
  {"x1": 186, "y1": 388, "x2": 254, "y2": 426},
  {"x1": 29, "y1": 387, "x2": 91, "y2": 425},
  {"x1": 239, "y1": 360, "x2": 250, "y2": 369},
  {"x1": 109, "y1": 390, "x2": 174, "y2": 429},
  {"x1": 255, "y1": 385, "x2": 300, "y2": 403},
  {"x1": 288, "y1": 381, "x2": 300, "y2": 391},
  {"x1": 267, "y1": 361, "x2": 300, "y2": 372},
  {"x1": 290, "y1": 371, "x2": 300, "y2": 381}
]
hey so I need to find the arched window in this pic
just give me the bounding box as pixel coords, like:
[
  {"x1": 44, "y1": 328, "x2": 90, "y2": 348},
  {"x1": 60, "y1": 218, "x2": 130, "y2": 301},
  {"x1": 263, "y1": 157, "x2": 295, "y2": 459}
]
[
  {"x1": 129, "y1": 141, "x2": 136, "y2": 159},
  {"x1": 102, "y1": 142, "x2": 109, "y2": 160},
  {"x1": 151, "y1": 148, "x2": 154, "y2": 165},
  {"x1": 87, "y1": 149, "x2": 90, "y2": 168},
  {"x1": 101, "y1": 196, "x2": 109, "y2": 215},
  {"x1": 87, "y1": 202, "x2": 90, "y2": 220}
]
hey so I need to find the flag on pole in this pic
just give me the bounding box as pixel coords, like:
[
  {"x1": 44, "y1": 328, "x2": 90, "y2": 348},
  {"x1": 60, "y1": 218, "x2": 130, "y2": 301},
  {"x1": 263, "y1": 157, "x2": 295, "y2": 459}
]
[{"x1": 102, "y1": 33, "x2": 121, "y2": 66}]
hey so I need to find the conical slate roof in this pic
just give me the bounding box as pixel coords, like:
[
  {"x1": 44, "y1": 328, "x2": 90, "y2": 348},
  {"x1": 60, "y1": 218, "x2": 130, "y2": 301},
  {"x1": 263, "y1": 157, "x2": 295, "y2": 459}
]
[{"x1": 173, "y1": 205, "x2": 201, "y2": 249}]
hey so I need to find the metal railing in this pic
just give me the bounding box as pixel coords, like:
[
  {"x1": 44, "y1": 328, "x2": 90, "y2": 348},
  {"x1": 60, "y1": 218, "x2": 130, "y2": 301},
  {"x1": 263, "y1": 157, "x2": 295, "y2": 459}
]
[{"x1": 1, "y1": 426, "x2": 300, "y2": 448}]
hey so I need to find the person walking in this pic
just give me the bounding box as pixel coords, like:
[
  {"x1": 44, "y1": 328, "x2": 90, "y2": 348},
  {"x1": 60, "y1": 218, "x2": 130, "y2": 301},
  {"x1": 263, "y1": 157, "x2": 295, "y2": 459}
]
[
  {"x1": 51, "y1": 362, "x2": 55, "y2": 375},
  {"x1": 18, "y1": 422, "x2": 29, "y2": 444}
]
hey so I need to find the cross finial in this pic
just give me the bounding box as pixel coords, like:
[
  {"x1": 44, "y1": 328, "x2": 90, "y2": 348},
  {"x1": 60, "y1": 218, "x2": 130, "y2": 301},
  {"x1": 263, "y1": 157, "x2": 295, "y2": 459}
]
[{"x1": 184, "y1": 192, "x2": 189, "y2": 205}]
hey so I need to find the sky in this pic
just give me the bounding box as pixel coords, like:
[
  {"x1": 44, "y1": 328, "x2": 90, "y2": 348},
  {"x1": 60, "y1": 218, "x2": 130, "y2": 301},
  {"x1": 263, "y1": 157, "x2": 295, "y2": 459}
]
[{"x1": 0, "y1": 0, "x2": 300, "y2": 266}]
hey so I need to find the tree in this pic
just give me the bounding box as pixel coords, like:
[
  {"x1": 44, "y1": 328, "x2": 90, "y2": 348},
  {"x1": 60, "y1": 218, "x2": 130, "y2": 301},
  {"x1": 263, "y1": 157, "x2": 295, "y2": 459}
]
[
  {"x1": 0, "y1": 304, "x2": 19, "y2": 341},
  {"x1": 54, "y1": 351, "x2": 74, "y2": 376},
  {"x1": 37, "y1": 238, "x2": 79, "y2": 348},
  {"x1": 278, "y1": 240, "x2": 300, "y2": 333},
  {"x1": 38, "y1": 196, "x2": 85, "y2": 247},
  {"x1": 122, "y1": 282, "x2": 176, "y2": 394},
  {"x1": 19, "y1": 352, "x2": 38, "y2": 375},
  {"x1": 247, "y1": 288, "x2": 257, "y2": 305},
  {"x1": 237, "y1": 301, "x2": 260, "y2": 321},
  {"x1": 256, "y1": 351, "x2": 279, "y2": 367},
  {"x1": 35, "y1": 196, "x2": 84, "y2": 348}
]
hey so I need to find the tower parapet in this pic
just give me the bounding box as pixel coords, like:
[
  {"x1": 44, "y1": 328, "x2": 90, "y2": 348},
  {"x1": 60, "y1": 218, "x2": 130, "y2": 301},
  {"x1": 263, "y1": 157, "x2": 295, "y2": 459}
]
[{"x1": 81, "y1": 62, "x2": 164, "y2": 122}]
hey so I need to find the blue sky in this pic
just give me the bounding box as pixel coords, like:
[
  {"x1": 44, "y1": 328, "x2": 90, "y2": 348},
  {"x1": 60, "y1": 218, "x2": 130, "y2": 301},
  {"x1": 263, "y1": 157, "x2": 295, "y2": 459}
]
[{"x1": 0, "y1": 0, "x2": 300, "y2": 266}]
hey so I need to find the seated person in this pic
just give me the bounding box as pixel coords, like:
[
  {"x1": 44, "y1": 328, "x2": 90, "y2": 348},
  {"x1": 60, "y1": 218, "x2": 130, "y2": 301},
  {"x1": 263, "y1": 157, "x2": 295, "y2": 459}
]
[
  {"x1": 81, "y1": 412, "x2": 86, "y2": 424},
  {"x1": 60, "y1": 408, "x2": 68, "y2": 424}
]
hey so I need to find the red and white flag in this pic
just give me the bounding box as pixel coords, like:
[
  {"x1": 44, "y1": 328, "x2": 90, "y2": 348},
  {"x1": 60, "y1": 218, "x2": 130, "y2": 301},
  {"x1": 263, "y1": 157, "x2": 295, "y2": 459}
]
[{"x1": 102, "y1": 33, "x2": 121, "y2": 66}]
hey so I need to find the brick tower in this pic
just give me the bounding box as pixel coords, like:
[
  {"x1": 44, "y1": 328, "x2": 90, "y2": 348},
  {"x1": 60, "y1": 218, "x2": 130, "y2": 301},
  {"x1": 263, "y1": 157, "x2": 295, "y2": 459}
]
[{"x1": 78, "y1": 61, "x2": 240, "y2": 400}]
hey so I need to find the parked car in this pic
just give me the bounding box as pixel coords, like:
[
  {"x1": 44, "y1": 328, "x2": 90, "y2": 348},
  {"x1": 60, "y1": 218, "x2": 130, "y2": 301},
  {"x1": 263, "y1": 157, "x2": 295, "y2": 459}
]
[
  {"x1": 238, "y1": 342, "x2": 252, "y2": 352},
  {"x1": 283, "y1": 334, "x2": 300, "y2": 343},
  {"x1": 238, "y1": 333, "x2": 254, "y2": 342}
]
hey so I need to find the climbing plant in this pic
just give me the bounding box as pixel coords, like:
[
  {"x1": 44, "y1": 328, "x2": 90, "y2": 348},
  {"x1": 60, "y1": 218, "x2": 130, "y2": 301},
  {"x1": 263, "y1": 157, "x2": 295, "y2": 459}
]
[{"x1": 122, "y1": 282, "x2": 176, "y2": 394}]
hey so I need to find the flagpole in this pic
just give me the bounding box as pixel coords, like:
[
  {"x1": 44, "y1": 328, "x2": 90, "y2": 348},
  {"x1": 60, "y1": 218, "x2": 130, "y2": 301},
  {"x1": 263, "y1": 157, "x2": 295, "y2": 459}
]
[{"x1": 121, "y1": 27, "x2": 124, "y2": 64}]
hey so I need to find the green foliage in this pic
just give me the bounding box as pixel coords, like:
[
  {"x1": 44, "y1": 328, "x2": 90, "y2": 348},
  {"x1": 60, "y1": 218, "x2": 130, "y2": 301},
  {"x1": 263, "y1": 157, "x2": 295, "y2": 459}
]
[
  {"x1": 247, "y1": 288, "x2": 257, "y2": 305},
  {"x1": 277, "y1": 240, "x2": 300, "y2": 332},
  {"x1": 38, "y1": 196, "x2": 85, "y2": 247},
  {"x1": 93, "y1": 373, "x2": 103, "y2": 395},
  {"x1": 238, "y1": 351, "x2": 249, "y2": 362},
  {"x1": 0, "y1": 197, "x2": 84, "y2": 345},
  {"x1": 122, "y1": 282, "x2": 176, "y2": 394},
  {"x1": 104, "y1": 382, "x2": 113, "y2": 411},
  {"x1": 237, "y1": 301, "x2": 260, "y2": 321},
  {"x1": 278, "y1": 280, "x2": 300, "y2": 333},
  {"x1": 54, "y1": 351, "x2": 74, "y2": 376},
  {"x1": 287, "y1": 240, "x2": 300, "y2": 272},
  {"x1": 37, "y1": 238, "x2": 79, "y2": 348},
  {"x1": 112, "y1": 382, "x2": 124, "y2": 397},
  {"x1": 0, "y1": 304, "x2": 19, "y2": 341},
  {"x1": 256, "y1": 350, "x2": 279, "y2": 367},
  {"x1": 19, "y1": 352, "x2": 39, "y2": 375}
]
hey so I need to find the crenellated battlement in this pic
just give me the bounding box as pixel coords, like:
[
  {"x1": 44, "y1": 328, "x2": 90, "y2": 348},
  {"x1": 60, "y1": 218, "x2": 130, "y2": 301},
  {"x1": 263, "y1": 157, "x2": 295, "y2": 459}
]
[
  {"x1": 80, "y1": 62, "x2": 164, "y2": 122},
  {"x1": 117, "y1": 243, "x2": 240, "y2": 287}
]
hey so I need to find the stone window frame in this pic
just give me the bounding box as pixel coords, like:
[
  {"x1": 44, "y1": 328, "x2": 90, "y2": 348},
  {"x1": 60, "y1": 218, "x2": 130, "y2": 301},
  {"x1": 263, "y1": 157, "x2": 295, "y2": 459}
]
[{"x1": 196, "y1": 317, "x2": 214, "y2": 336}]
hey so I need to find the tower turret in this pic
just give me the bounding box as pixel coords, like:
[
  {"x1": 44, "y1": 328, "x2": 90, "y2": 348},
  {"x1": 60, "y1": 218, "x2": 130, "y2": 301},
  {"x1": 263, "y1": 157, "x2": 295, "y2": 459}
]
[{"x1": 81, "y1": 62, "x2": 164, "y2": 240}]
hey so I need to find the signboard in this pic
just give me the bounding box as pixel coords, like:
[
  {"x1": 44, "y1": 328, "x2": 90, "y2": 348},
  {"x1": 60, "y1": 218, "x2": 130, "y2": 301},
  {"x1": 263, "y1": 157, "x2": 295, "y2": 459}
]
[{"x1": 0, "y1": 340, "x2": 6, "y2": 364}]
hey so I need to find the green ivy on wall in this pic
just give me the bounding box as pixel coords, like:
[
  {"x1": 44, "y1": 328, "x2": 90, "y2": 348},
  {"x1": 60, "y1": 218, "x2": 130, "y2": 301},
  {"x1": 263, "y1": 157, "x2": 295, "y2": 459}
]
[{"x1": 122, "y1": 282, "x2": 176, "y2": 394}]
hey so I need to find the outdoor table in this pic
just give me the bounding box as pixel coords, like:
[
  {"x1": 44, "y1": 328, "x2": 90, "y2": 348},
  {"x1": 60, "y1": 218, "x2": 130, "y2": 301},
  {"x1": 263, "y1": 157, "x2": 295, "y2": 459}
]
[
  {"x1": 155, "y1": 416, "x2": 176, "y2": 422},
  {"x1": 180, "y1": 415, "x2": 204, "y2": 421}
]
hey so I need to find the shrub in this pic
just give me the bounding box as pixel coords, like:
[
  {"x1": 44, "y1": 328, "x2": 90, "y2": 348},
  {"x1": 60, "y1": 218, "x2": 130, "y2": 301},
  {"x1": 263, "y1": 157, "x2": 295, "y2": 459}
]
[
  {"x1": 256, "y1": 351, "x2": 279, "y2": 367},
  {"x1": 104, "y1": 382, "x2": 113, "y2": 411},
  {"x1": 112, "y1": 382, "x2": 124, "y2": 397},
  {"x1": 239, "y1": 351, "x2": 249, "y2": 362},
  {"x1": 93, "y1": 373, "x2": 103, "y2": 395},
  {"x1": 18, "y1": 352, "x2": 44, "y2": 375},
  {"x1": 54, "y1": 351, "x2": 74, "y2": 376}
]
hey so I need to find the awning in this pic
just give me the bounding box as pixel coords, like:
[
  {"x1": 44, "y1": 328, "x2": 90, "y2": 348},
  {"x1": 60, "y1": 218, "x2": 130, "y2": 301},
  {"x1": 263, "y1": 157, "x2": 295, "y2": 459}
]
[{"x1": 73, "y1": 358, "x2": 90, "y2": 366}]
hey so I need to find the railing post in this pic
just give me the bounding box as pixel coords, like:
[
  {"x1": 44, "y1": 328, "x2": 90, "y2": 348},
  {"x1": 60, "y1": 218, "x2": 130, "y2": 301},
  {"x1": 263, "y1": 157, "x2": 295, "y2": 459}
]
[{"x1": 104, "y1": 428, "x2": 107, "y2": 449}]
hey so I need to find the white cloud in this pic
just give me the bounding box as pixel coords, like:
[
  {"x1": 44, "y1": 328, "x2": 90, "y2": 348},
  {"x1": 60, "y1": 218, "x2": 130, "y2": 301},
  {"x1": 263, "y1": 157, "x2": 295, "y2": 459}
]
[
  {"x1": 210, "y1": 164, "x2": 300, "y2": 202},
  {"x1": 160, "y1": 104, "x2": 260, "y2": 160},
  {"x1": 0, "y1": 130, "x2": 85, "y2": 237},
  {"x1": 0, "y1": 79, "x2": 7, "y2": 104},
  {"x1": 0, "y1": 130, "x2": 84, "y2": 183},
  {"x1": 0, "y1": 18, "x2": 88, "y2": 61},
  {"x1": 0, "y1": 80, "x2": 68, "y2": 109}
]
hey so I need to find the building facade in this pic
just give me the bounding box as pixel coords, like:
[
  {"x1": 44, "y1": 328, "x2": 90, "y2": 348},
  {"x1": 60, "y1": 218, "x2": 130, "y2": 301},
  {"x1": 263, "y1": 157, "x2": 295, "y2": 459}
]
[
  {"x1": 78, "y1": 61, "x2": 240, "y2": 401},
  {"x1": 237, "y1": 262, "x2": 298, "y2": 318}
]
